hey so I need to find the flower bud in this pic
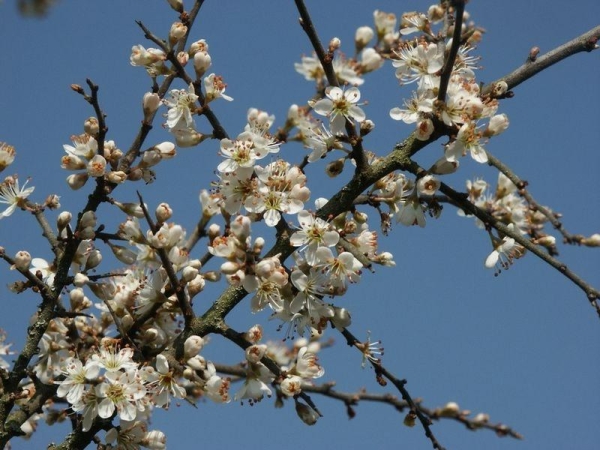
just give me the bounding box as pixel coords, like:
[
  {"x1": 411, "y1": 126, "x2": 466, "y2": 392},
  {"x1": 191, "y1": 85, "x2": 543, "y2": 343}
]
[
  {"x1": 440, "y1": 401, "x2": 460, "y2": 417},
  {"x1": 484, "y1": 113, "x2": 509, "y2": 137},
  {"x1": 109, "y1": 243, "x2": 137, "y2": 265},
  {"x1": 142, "y1": 430, "x2": 167, "y2": 450},
  {"x1": 154, "y1": 142, "x2": 176, "y2": 159},
  {"x1": 528, "y1": 46, "x2": 540, "y2": 62},
  {"x1": 12, "y1": 251, "x2": 31, "y2": 271},
  {"x1": 57, "y1": 211, "x2": 72, "y2": 233},
  {"x1": 73, "y1": 273, "x2": 89, "y2": 287},
  {"x1": 430, "y1": 157, "x2": 459, "y2": 175},
  {"x1": 184, "y1": 335, "x2": 205, "y2": 358},
  {"x1": 84, "y1": 249, "x2": 102, "y2": 271},
  {"x1": 328, "y1": 37, "x2": 341, "y2": 52},
  {"x1": 182, "y1": 265, "x2": 198, "y2": 282},
  {"x1": 174, "y1": 129, "x2": 206, "y2": 148},
  {"x1": 45, "y1": 194, "x2": 61, "y2": 209},
  {"x1": 325, "y1": 158, "x2": 345, "y2": 178},
  {"x1": 69, "y1": 287, "x2": 86, "y2": 310},
  {"x1": 295, "y1": 401, "x2": 319, "y2": 425},
  {"x1": 166, "y1": 0, "x2": 183, "y2": 13},
  {"x1": 355, "y1": 26, "x2": 374, "y2": 52},
  {"x1": 80, "y1": 211, "x2": 97, "y2": 229},
  {"x1": 193, "y1": 51, "x2": 212, "y2": 77},
  {"x1": 491, "y1": 81, "x2": 508, "y2": 98},
  {"x1": 331, "y1": 306, "x2": 352, "y2": 329},
  {"x1": 169, "y1": 22, "x2": 188, "y2": 45},
  {"x1": 582, "y1": 233, "x2": 600, "y2": 247},
  {"x1": 187, "y1": 274, "x2": 206, "y2": 298},
  {"x1": 113, "y1": 201, "x2": 146, "y2": 218},
  {"x1": 360, "y1": 119, "x2": 375, "y2": 136},
  {"x1": 84, "y1": 117, "x2": 99, "y2": 136},
  {"x1": 403, "y1": 411, "x2": 417, "y2": 427},
  {"x1": 106, "y1": 171, "x2": 127, "y2": 184},
  {"x1": 246, "y1": 324, "x2": 263, "y2": 343},
  {"x1": 143, "y1": 92, "x2": 161, "y2": 121},
  {"x1": 0, "y1": 142, "x2": 16, "y2": 172},
  {"x1": 155, "y1": 202, "x2": 173, "y2": 223}
]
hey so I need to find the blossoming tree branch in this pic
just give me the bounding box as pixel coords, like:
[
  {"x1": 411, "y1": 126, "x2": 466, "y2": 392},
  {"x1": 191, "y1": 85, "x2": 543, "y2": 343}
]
[{"x1": 0, "y1": 1, "x2": 598, "y2": 449}]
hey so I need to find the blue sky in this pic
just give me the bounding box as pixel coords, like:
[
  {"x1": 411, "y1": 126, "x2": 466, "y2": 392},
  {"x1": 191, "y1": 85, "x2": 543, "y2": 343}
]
[{"x1": 0, "y1": 1, "x2": 599, "y2": 449}]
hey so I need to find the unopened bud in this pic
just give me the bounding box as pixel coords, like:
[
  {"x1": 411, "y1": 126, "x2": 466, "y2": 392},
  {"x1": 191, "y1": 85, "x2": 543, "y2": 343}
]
[
  {"x1": 360, "y1": 119, "x2": 375, "y2": 136},
  {"x1": 184, "y1": 335, "x2": 205, "y2": 358},
  {"x1": 109, "y1": 243, "x2": 137, "y2": 265},
  {"x1": 329, "y1": 37, "x2": 341, "y2": 52},
  {"x1": 187, "y1": 274, "x2": 206, "y2": 298},
  {"x1": 193, "y1": 51, "x2": 212, "y2": 78},
  {"x1": 114, "y1": 201, "x2": 146, "y2": 218},
  {"x1": 491, "y1": 81, "x2": 508, "y2": 98},
  {"x1": 169, "y1": 22, "x2": 188, "y2": 45},
  {"x1": 73, "y1": 273, "x2": 89, "y2": 287},
  {"x1": 528, "y1": 46, "x2": 540, "y2": 62},
  {"x1": 326, "y1": 158, "x2": 345, "y2": 178},
  {"x1": 45, "y1": 194, "x2": 61, "y2": 209},
  {"x1": 182, "y1": 265, "x2": 198, "y2": 282},
  {"x1": 166, "y1": 0, "x2": 183, "y2": 13},
  {"x1": 143, "y1": 92, "x2": 161, "y2": 121},
  {"x1": 79, "y1": 211, "x2": 97, "y2": 229},
  {"x1": 57, "y1": 211, "x2": 72, "y2": 233},
  {"x1": 66, "y1": 173, "x2": 89, "y2": 190},
  {"x1": 84, "y1": 117, "x2": 99, "y2": 136},
  {"x1": 355, "y1": 26, "x2": 374, "y2": 52},
  {"x1": 154, "y1": 142, "x2": 176, "y2": 159},
  {"x1": 295, "y1": 401, "x2": 319, "y2": 426},
  {"x1": 12, "y1": 251, "x2": 31, "y2": 271},
  {"x1": 582, "y1": 233, "x2": 600, "y2": 247},
  {"x1": 106, "y1": 171, "x2": 127, "y2": 184},
  {"x1": 440, "y1": 401, "x2": 460, "y2": 417},
  {"x1": 84, "y1": 249, "x2": 102, "y2": 271},
  {"x1": 403, "y1": 411, "x2": 417, "y2": 427},
  {"x1": 155, "y1": 202, "x2": 173, "y2": 223},
  {"x1": 246, "y1": 324, "x2": 263, "y2": 343}
]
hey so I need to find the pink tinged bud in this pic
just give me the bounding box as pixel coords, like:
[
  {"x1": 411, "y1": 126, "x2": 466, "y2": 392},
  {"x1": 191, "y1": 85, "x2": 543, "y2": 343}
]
[
  {"x1": 295, "y1": 401, "x2": 319, "y2": 425},
  {"x1": 485, "y1": 114, "x2": 509, "y2": 137},
  {"x1": 143, "y1": 92, "x2": 161, "y2": 120},
  {"x1": 87, "y1": 155, "x2": 107, "y2": 177},
  {"x1": 245, "y1": 344, "x2": 267, "y2": 363},
  {"x1": 177, "y1": 51, "x2": 189, "y2": 66},
  {"x1": 184, "y1": 335, "x2": 205, "y2": 358},
  {"x1": 415, "y1": 118, "x2": 434, "y2": 141},
  {"x1": 80, "y1": 211, "x2": 97, "y2": 229},
  {"x1": 12, "y1": 251, "x2": 31, "y2": 271},
  {"x1": 193, "y1": 51, "x2": 212, "y2": 77},
  {"x1": 155, "y1": 202, "x2": 173, "y2": 223},
  {"x1": 73, "y1": 273, "x2": 89, "y2": 287},
  {"x1": 166, "y1": 0, "x2": 183, "y2": 13},
  {"x1": 84, "y1": 117, "x2": 99, "y2": 135}
]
